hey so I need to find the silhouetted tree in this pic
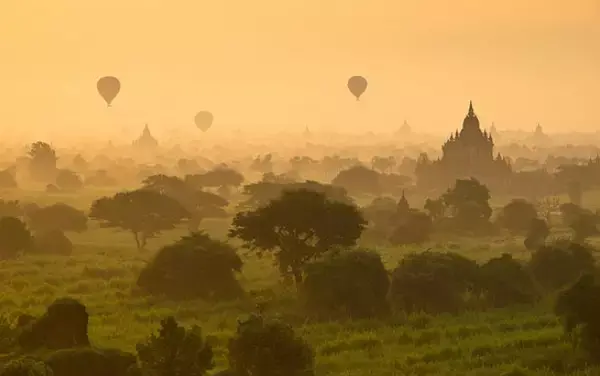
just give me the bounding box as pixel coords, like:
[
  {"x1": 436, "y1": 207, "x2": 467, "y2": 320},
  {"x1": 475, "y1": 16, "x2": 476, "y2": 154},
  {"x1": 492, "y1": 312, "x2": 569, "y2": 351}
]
[
  {"x1": 55, "y1": 169, "x2": 84, "y2": 191},
  {"x1": 0, "y1": 168, "x2": 17, "y2": 189},
  {"x1": 227, "y1": 314, "x2": 314, "y2": 376},
  {"x1": 389, "y1": 211, "x2": 433, "y2": 245},
  {"x1": 230, "y1": 189, "x2": 366, "y2": 285},
  {"x1": 497, "y1": 199, "x2": 538, "y2": 234},
  {"x1": 442, "y1": 178, "x2": 492, "y2": 231},
  {"x1": 529, "y1": 239, "x2": 595, "y2": 291},
  {"x1": 28, "y1": 142, "x2": 58, "y2": 183},
  {"x1": 26, "y1": 203, "x2": 87, "y2": 234},
  {"x1": 137, "y1": 316, "x2": 214, "y2": 376},
  {"x1": 555, "y1": 274, "x2": 600, "y2": 360},
  {"x1": 479, "y1": 253, "x2": 539, "y2": 308},
  {"x1": 524, "y1": 218, "x2": 550, "y2": 250},
  {"x1": 0, "y1": 217, "x2": 32, "y2": 259},
  {"x1": 137, "y1": 232, "x2": 243, "y2": 300},
  {"x1": 331, "y1": 165, "x2": 381, "y2": 196},
  {"x1": 424, "y1": 198, "x2": 445, "y2": 221},
  {"x1": 0, "y1": 200, "x2": 23, "y2": 219},
  {"x1": 570, "y1": 212, "x2": 599, "y2": 242},
  {"x1": 143, "y1": 174, "x2": 228, "y2": 231},
  {"x1": 390, "y1": 251, "x2": 480, "y2": 313},
  {"x1": 89, "y1": 189, "x2": 189, "y2": 249},
  {"x1": 302, "y1": 249, "x2": 390, "y2": 319}
]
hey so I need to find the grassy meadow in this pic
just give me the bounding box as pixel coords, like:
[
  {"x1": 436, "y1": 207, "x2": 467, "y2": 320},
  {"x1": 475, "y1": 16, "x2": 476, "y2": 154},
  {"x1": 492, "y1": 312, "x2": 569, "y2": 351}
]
[{"x1": 1, "y1": 188, "x2": 600, "y2": 375}]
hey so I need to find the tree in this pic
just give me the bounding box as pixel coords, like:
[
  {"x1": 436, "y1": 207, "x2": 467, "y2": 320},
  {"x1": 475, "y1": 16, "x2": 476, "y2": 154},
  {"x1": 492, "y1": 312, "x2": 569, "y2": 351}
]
[
  {"x1": 497, "y1": 199, "x2": 538, "y2": 234},
  {"x1": 239, "y1": 180, "x2": 352, "y2": 210},
  {"x1": 33, "y1": 230, "x2": 73, "y2": 256},
  {"x1": 0, "y1": 168, "x2": 17, "y2": 189},
  {"x1": 0, "y1": 357, "x2": 53, "y2": 376},
  {"x1": 137, "y1": 232, "x2": 243, "y2": 300},
  {"x1": 442, "y1": 178, "x2": 492, "y2": 230},
  {"x1": 389, "y1": 251, "x2": 480, "y2": 313},
  {"x1": 331, "y1": 165, "x2": 381, "y2": 196},
  {"x1": 142, "y1": 174, "x2": 228, "y2": 231},
  {"x1": 230, "y1": 189, "x2": 366, "y2": 285},
  {"x1": 570, "y1": 212, "x2": 599, "y2": 242},
  {"x1": 26, "y1": 203, "x2": 87, "y2": 234},
  {"x1": 55, "y1": 169, "x2": 84, "y2": 191},
  {"x1": 227, "y1": 314, "x2": 314, "y2": 376},
  {"x1": 389, "y1": 211, "x2": 433, "y2": 245},
  {"x1": 0, "y1": 200, "x2": 23, "y2": 219},
  {"x1": 302, "y1": 249, "x2": 389, "y2": 319},
  {"x1": 89, "y1": 189, "x2": 189, "y2": 249},
  {"x1": 137, "y1": 317, "x2": 214, "y2": 376},
  {"x1": 28, "y1": 142, "x2": 58, "y2": 183},
  {"x1": 479, "y1": 254, "x2": 538, "y2": 308},
  {"x1": 555, "y1": 274, "x2": 600, "y2": 360},
  {"x1": 0, "y1": 217, "x2": 32, "y2": 258},
  {"x1": 424, "y1": 198, "x2": 445, "y2": 221},
  {"x1": 529, "y1": 239, "x2": 596, "y2": 291},
  {"x1": 524, "y1": 218, "x2": 550, "y2": 250},
  {"x1": 185, "y1": 167, "x2": 244, "y2": 190}
]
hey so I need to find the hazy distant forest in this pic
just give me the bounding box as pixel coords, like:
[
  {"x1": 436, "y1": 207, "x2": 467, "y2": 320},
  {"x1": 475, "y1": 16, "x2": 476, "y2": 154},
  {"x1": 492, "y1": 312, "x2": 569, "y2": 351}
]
[{"x1": 4, "y1": 100, "x2": 600, "y2": 376}]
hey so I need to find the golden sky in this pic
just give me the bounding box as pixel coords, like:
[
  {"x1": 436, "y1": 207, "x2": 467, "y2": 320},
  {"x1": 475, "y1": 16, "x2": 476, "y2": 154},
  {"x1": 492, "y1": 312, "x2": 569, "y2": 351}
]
[{"x1": 1, "y1": 0, "x2": 599, "y2": 141}]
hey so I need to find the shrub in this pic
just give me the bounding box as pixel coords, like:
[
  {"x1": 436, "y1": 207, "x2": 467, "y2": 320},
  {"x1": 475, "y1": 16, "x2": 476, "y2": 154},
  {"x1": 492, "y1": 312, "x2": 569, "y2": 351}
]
[
  {"x1": 33, "y1": 230, "x2": 73, "y2": 256},
  {"x1": 479, "y1": 254, "x2": 539, "y2": 308},
  {"x1": 524, "y1": 218, "x2": 550, "y2": 250},
  {"x1": 529, "y1": 239, "x2": 596, "y2": 291},
  {"x1": 137, "y1": 316, "x2": 213, "y2": 376},
  {"x1": 302, "y1": 249, "x2": 390, "y2": 319},
  {"x1": 389, "y1": 251, "x2": 480, "y2": 314},
  {"x1": 497, "y1": 199, "x2": 538, "y2": 234},
  {"x1": 389, "y1": 211, "x2": 433, "y2": 245},
  {"x1": 0, "y1": 357, "x2": 53, "y2": 376},
  {"x1": 0, "y1": 217, "x2": 32, "y2": 259},
  {"x1": 45, "y1": 348, "x2": 135, "y2": 376},
  {"x1": 227, "y1": 314, "x2": 314, "y2": 376},
  {"x1": 555, "y1": 274, "x2": 600, "y2": 360},
  {"x1": 137, "y1": 232, "x2": 243, "y2": 300},
  {"x1": 18, "y1": 298, "x2": 89, "y2": 351}
]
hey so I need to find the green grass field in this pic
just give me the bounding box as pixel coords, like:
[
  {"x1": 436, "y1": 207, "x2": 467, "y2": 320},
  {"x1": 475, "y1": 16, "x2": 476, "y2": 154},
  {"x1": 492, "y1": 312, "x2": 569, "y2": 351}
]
[{"x1": 2, "y1": 189, "x2": 600, "y2": 375}]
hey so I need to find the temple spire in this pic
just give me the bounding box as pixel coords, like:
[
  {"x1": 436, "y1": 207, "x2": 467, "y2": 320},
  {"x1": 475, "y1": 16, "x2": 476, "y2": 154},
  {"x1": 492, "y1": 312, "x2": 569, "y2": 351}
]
[{"x1": 468, "y1": 101, "x2": 475, "y2": 117}]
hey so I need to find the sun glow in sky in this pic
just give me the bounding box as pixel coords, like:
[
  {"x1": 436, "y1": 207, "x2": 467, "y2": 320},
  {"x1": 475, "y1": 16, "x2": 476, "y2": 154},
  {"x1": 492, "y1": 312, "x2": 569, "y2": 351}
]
[{"x1": 1, "y1": 0, "x2": 599, "y2": 141}]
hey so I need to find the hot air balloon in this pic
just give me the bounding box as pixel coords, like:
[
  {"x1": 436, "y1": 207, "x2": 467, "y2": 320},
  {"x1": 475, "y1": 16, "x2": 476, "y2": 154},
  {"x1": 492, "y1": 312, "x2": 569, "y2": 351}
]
[
  {"x1": 347, "y1": 76, "x2": 368, "y2": 101},
  {"x1": 97, "y1": 76, "x2": 121, "y2": 107},
  {"x1": 194, "y1": 111, "x2": 213, "y2": 132}
]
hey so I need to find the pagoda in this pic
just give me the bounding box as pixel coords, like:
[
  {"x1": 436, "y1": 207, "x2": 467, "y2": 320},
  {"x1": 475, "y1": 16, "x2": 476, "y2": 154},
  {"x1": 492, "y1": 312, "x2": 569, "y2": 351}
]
[{"x1": 132, "y1": 124, "x2": 158, "y2": 150}]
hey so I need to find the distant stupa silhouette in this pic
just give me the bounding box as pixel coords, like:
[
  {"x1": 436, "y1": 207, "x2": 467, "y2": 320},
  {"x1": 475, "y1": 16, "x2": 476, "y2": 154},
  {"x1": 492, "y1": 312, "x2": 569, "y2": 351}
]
[{"x1": 132, "y1": 124, "x2": 158, "y2": 150}]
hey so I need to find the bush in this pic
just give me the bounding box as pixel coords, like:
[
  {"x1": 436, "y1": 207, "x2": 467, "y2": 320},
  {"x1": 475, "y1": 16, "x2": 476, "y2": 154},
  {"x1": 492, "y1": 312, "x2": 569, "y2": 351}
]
[
  {"x1": 389, "y1": 251, "x2": 480, "y2": 314},
  {"x1": 389, "y1": 211, "x2": 432, "y2": 245},
  {"x1": 18, "y1": 298, "x2": 89, "y2": 351},
  {"x1": 0, "y1": 357, "x2": 53, "y2": 376},
  {"x1": 555, "y1": 274, "x2": 600, "y2": 360},
  {"x1": 524, "y1": 218, "x2": 549, "y2": 250},
  {"x1": 497, "y1": 199, "x2": 538, "y2": 234},
  {"x1": 228, "y1": 314, "x2": 314, "y2": 376},
  {"x1": 33, "y1": 230, "x2": 73, "y2": 256},
  {"x1": 45, "y1": 348, "x2": 135, "y2": 376},
  {"x1": 529, "y1": 239, "x2": 596, "y2": 291},
  {"x1": 136, "y1": 316, "x2": 213, "y2": 376},
  {"x1": 479, "y1": 254, "x2": 539, "y2": 308},
  {"x1": 137, "y1": 232, "x2": 243, "y2": 300},
  {"x1": 0, "y1": 217, "x2": 32, "y2": 259},
  {"x1": 302, "y1": 249, "x2": 389, "y2": 319}
]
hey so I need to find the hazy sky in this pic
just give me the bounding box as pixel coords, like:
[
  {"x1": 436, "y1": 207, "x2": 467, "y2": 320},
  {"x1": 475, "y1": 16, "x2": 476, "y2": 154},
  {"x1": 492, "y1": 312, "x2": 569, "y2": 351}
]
[{"x1": 1, "y1": 0, "x2": 599, "y2": 141}]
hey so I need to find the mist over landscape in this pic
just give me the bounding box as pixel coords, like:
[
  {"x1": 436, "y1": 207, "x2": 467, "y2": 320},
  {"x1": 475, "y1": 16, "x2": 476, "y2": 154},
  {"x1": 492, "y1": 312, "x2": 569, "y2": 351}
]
[{"x1": 0, "y1": 1, "x2": 599, "y2": 376}]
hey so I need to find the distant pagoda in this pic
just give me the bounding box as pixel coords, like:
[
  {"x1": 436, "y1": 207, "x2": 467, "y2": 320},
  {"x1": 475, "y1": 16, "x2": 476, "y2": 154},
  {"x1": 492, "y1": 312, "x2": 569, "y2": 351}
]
[{"x1": 132, "y1": 124, "x2": 158, "y2": 150}]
